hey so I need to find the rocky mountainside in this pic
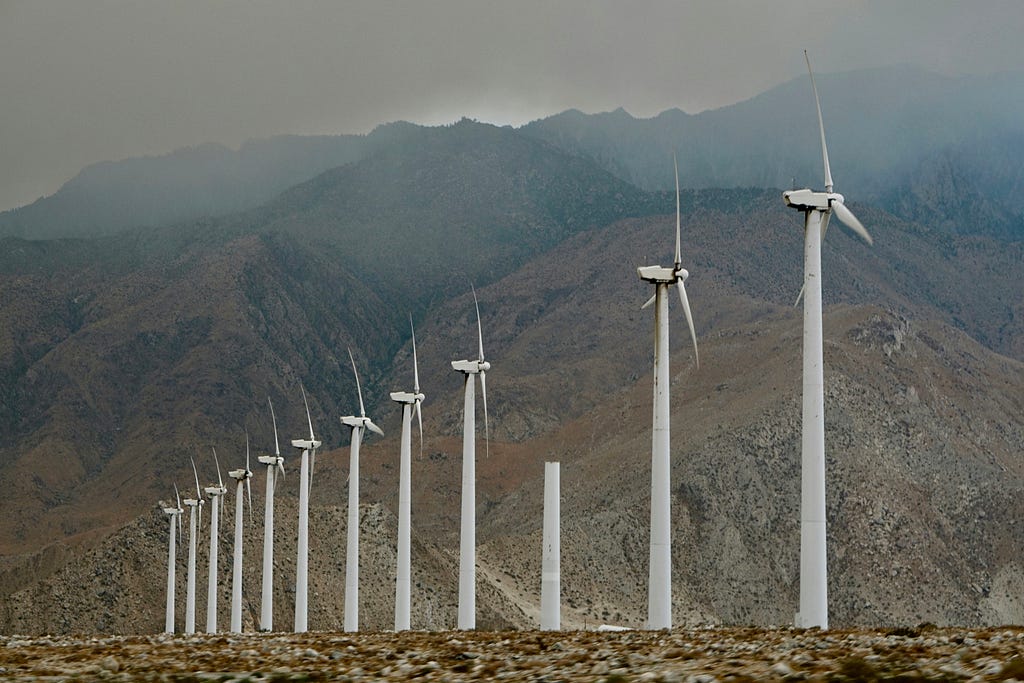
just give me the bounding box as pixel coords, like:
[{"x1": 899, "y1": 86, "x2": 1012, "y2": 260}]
[{"x1": 0, "y1": 134, "x2": 1021, "y2": 635}]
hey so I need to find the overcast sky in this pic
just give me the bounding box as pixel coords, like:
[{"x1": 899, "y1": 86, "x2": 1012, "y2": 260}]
[{"x1": 2, "y1": 0, "x2": 1023, "y2": 212}]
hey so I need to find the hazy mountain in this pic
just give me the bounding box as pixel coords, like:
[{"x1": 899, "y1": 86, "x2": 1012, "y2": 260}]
[{"x1": 0, "y1": 119, "x2": 1021, "y2": 633}]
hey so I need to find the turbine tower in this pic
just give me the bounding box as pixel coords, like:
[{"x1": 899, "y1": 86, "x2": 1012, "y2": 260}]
[
  {"x1": 228, "y1": 433, "x2": 254, "y2": 633},
  {"x1": 450, "y1": 286, "x2": 491, "y2": 630},
  {"x1": 204, "y1": 448, "x2": 228, "y2": 633},
  {"x1": 636, "y1": 153, "x2": 699, "y2": 630},
  {"x1": 540, "y1": 462, "x2": 560, "y2": 630},
  {"x1": 182, "y1": 458, "x2": 205, "y2": 634},
  {"x1": 783, "y1": 51, "x2": 873, "y2": 630},
  {"x1": 389, "y1": 315, "x2": 425, "y2": 631},
  {"x1": 340, "y1": 347, "x2": 384, "y2": 633},
  {"x1": 291, "y1": 386, "x2": 320, "y2": 633},
  {"x1": 257, "y1": 397, "x2": 285, "y2": 632},
  {"x1": 161, "y1": 485, "x2": 184, "y2": 634}
]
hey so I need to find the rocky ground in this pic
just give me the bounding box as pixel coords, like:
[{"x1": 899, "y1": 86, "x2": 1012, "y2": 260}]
[{"x1": 3, "y1": 626, "x2": 1024, "y2": 681}]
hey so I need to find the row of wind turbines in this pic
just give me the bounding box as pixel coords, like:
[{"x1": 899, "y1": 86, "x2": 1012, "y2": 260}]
[{"x1": 159, "y1": 52, "x2": 871, "y2": 633}]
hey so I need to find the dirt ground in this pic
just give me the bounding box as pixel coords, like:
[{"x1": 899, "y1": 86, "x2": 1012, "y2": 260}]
[{"x1": 2, "y1": 626, "x2": 1023, "y2": 681}]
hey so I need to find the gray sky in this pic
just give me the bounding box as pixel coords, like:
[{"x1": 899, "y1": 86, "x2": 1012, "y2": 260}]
[{"x1": 2, "y1": 0, "x2": 1023, "y2": 212}]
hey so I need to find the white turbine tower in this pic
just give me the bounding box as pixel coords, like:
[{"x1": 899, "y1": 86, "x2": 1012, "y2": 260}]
[
  {"x1": 540, "y1": 462, "x2": 560, "y2": 631},
  {"x1": 204, "y1": 448, "x2": 228, "y2": 633},
  {"x1": 291, "y1": 385, "x2": 320, "y2": 633},
  {"x1": 228, "y1": 433, "x2": 254, "y2": 633},
  {"x1": 637, "y1": 153, "x2": 699, "y2": 630},
  {"x1": 183, "y1": 458, "x2": 205, "y2": 634},
  {"x1": 783, "y1": 51, "x2": 873, "y2": 630},
  {"x1": 258, "y1": 397, "x2": 285, "y2": 631},
  {"x1": 161, "y1": 485, "x2": 184, "y2": 634},
  {"x1": 390, "y1": 315, "x2": 425, "y2": 631},
  {"x1": 450, "y1": 286, "x2": 491, "y2": 630},
  {"x1": 340, "y1": 347, "x2": 384, "y2": 633}
]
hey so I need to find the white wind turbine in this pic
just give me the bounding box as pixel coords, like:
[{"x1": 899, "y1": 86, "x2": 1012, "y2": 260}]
[
  {"x1": 204, "y1": 448, "x2": 228, "y2": 633},
  {"x1": 182, "y1": 458, "x2": 205, "y2": 634},
  {"x1": 450, "y1": 286, "x2": 491, "y2": 630},
  {"x1": 783, "y1": 51, "x2": 873, "y2": 630},
  {"x1": 340, "y1": 347, "x2": 384, "y2": 633},
  {"x1": 636, "y1": 153, "x2": 699, "y2": 630},
  {"x1": 228, "y1": 433, "x2": 255, "y2": 633},
  {"x1": 389, "y1": 315, "x2": 425, "y2": 631},
  {"x1": 290, "y1": 385, "x2": 321, "y2": 633},
  {"x1": 161, "y1": 485, "x2": 184, "y2": 634},
  {"x1": 257, "y1": 397, "x2": 285, "y2": 631}
]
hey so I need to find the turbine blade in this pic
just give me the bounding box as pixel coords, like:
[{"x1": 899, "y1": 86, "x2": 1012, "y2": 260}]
[
  {"x1": 410, "y1": 314, "x2": 420, "y2": 394},
  {"x1": 348, "y1": 347, "x2": 366, "y2": 417},
  {"x1": 175, "y1": 483, "x2": 181, "y2": 511},
  {"x1": 794, "y1": 282, "x2": 806, "y2": 308},
  {"x1": 472, "y1": 284, "x2": 485, "y2": 361},
  {"x1": 805, "y1": 50, "x2": 833, "y2": 192},
  {"x1": 212, "y1": 447, "x2": 224, "y2": 488},
  {"x1": 245, "y1": 430, "x2": 251, "y2": 473},
  {"x1": 641, "y1": 293, "x2": 656, "y2": 310},
  {"x1": 246, "y1": 477, "x2": 253, "y2": 526},
  {"x1": 278, "y1": 460, "x2": 286, "y2": 481},
  {"x1": 480, "y1": 371, "x2": 490, "y2": 459},
  {"x1": 415, "y1": 400, "x2": 424, "y2": 459},
  {"x1": 674, "y1": 152, "x2": 682, "y2": 267},
  {"x1": 831, "y1": 200, "x2": 874, "y2": 245},
  {"x1": 268, "y1": 396, "x2": 280, "y2": 457},
  {"x1": 174, "y1": 483, "x2": 183, "y2": 538},
  {"x1": 191, "y1": 456, "x2": 201, "y2": 499},
  {"x1": 676, "y1": 279, "x2": 700, "y2": 369},
  {"x1": 301, "y1": 384, "x2": 315, "y2": 441},
  {"x1": 309, "y1": 450, "x2": 316, "y2": 490},
  {"x1": 367, "y1": 419, "x2": 384, "y2": 437}
]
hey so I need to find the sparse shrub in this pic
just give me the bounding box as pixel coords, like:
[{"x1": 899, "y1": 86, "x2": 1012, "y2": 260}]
[{"x1": 836, "y1": 656, "x2": 878, "y2": 682}]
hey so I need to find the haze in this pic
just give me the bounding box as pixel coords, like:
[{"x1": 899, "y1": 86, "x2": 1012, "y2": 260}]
[{"x1": 2, "y1": 0, "x2": 1023, "y2": 212}]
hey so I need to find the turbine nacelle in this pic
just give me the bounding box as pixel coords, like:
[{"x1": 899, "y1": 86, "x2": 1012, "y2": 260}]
[
  {"x1": 182, "y1": 498, "x2": 201, "y2": 507},
  {"x1": 228, "y1": 468, "x2": 252, "y2": 481},
  {"x1": 783, "y1": 188, "x2": 831, "y2": 211},
  {"x1": 162, "y1": 505, "x2": 184, "y2": 515},
  {"x1": 340, "y1": 414, "x2": 384, "y2": 436},
  {"x1": 257, "y1": 455, "x2": 283, "y2": 466},
  {"x1": 291, "y1": 438, "x2": 321, "y2": 450},
  {"x1": 389, "y1": 391, "x2": 425, "y2": 404},
  {"x1": 451, "y1": 359, "x2": 490, "y2": 374},
  {"x1": 204, "y1": 485, "x2": 227, "y2": 497}
]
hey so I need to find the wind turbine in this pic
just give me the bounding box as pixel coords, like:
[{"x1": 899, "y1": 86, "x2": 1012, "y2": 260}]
[
  {"x1": 783, "y1": 51, "x2": 873, "y2": 630},
  {"x1": 161, "y1": 485, "x2": 184, "y2": 634},
  {"x1": 290, "y1": 385, "x2": 320, "y2": 633},
  {"x1": 182, "y1": 458, "x2": 205, "y2": 634},
  {"x1": 389, "y1": 315, "x2": 425, "y2": 631},
  {"x1": 636, "y1": 152, "x2": 699, "y2": 630},
  {"x1": 204, "y1": 448, "x2": 228, "y2": 633},
  {"x1": 257, "y1": 397, "x2": 285, "y2": 631},
  {"x1": 228, "y1": 433, "x2": 254, "y2": 633},
  {"x1": 450, "y1": 286, "x2": 491, "y2": 630},
  {"x1": 339, "y1": 347, "x2": 384, "y2": 633}
]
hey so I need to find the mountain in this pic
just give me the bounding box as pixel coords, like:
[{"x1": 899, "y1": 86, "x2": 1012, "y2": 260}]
[{"x1": 0, "y1": 118, "x2": 1021, "y2": 633}]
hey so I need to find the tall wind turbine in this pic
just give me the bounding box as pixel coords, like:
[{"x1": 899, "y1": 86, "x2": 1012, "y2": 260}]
[
  {"x1": 783, "y1": 51, "x2": 873, "y2": 630},
  {"x1": 636, "y1": 153, "x2": 699, "y2": 630},
  {"x1": 340, "y1": 348, "x2": 384, "y2": 633},
  {"x1": 204, "y1": 448, "x2": 228, "y2": 633},
  {"x1": 161, "y1": 485, "x2": 184, "y2": 634},
  {"x1": 257, "y1": 397, "x2": 285, "y2": 631},
  {"x1": 182, "y1": 458, "x2": 205, "y2": 634},
  {"x1": 290, "y1": 385, "x2": 320, "y2": 633},
  {"x1": 450, "y1": 286, "x2": 491, "y2": 630},
  {"x1": 228, "y1": 433, "x2": 254, "y2": 633},
  {"x1": 389, "y1": 315, "x2": 425, "y2": 631}
]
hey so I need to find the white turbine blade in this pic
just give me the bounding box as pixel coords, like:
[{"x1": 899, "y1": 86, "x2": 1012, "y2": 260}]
[
  {"x1": 245, "y1": 430, "x2": 251, "y2": 473},
  {"x1": 480, "y1": 370, "x2": 490, "y2": 459},
  {"x1": 472, "y1": 284, "x2": 485, "y2": 362},
  {"x1": 268, "y1": 396, "x2": 280, "y2": 457},
  {"x1": 415, "y1": 400, "x2": 424, "y2": 458},
  {"x1": 676, "y1": 279, "x2": 700, "y2": 369},
  {"x1": 673, "y1": 152, "x2": 681, "y2": 267},
  {"x1": 366, "y1": 419, "x2": 384, "y2": 437},
  {"x1": 191, "y1": 456, "x2": 201, "y2": 499},
  {"x1": 805, "y1": 50, "x2": 833, "y2": 193},
  {"x1": 174, "y1": 484, "x2": 183, "y2": 537},
  {"x1": 832, "y1": 200, "x2": 874, "y2": 245},
  {"x1": 301, "y1": 384, "x2": 316, "y2": 441},
  {"x1": 278, "y1": 460, "x2": 286, "y2": 481},
  {"x1": 410, "y1": 314, "x2": 420, "y2": 394},
  {"x1": 309, "y1": 450, "x2": 316, "y2": 489},
  {"x1": 794, "y1": 281, "x2": 806, "y2": 308},
  {"x1": 348, "y1": 347, "x2": 366, "y2": 417},
  {"x1": 212, "y1": 447, "x2": 224, "y2": 488},
  {"x1": 246, "y1": 477, "x2": 253, "y2": 526},
  {"x1": 641, "y1": 293, "x2": 656, "y2": 310}
]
